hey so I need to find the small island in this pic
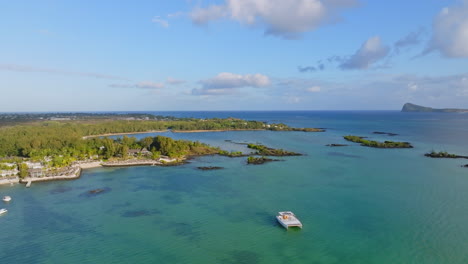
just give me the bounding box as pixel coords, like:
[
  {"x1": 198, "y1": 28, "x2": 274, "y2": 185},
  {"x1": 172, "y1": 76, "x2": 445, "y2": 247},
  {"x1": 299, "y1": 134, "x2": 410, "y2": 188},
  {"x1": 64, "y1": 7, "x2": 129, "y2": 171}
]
[
  {"x1": 344, "y1": 135, "x2": 413, "y2": 148},
  {"x1": 247, "y1": 144, "x2": 302, "y2": 156},
  {"x1": 247, "y1": 156, "x2": 278, "y2": 165},
  {"x1": 326, "y1": 144, "x2": 348, "y2": 147},
  {"x1": 424, "y1": 151, "x2": 468, "y2": 159},
  {"x1": 402, "y1": 103, "x2": 468, "y2": 113}
]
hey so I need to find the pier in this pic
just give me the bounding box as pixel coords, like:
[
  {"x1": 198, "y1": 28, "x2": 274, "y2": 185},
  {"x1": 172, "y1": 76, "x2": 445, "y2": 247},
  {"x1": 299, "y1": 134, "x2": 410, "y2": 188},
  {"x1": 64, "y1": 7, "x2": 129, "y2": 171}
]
[{"x1": 26, "y1": 181, "x2": 32, "y2": 188}]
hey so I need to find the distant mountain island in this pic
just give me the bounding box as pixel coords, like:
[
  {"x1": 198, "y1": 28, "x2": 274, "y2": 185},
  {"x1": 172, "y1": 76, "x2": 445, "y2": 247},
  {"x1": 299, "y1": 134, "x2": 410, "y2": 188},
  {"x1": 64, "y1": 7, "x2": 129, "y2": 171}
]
[{"x1": 402, "y1": 103, "x2": 468, "y2": 113}]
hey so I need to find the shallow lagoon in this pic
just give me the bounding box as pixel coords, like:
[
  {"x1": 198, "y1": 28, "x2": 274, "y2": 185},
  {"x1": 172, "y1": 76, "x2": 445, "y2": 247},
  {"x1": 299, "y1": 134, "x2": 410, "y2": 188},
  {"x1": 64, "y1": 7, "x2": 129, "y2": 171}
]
[{"x1": 1, "y1": 111, "x2": 468, "y2": 263}]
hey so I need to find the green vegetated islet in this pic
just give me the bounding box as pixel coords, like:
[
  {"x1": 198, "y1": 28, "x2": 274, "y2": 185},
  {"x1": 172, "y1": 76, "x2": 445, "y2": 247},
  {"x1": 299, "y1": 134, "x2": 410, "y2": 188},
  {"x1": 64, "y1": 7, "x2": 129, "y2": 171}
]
[
  {"x1": 247, "y1": 156, "x2": 278, "y2": 165},
  {"x1": 343, "y1": 135, "x2": 413, "y2": 148},
  {"x1": 424, "y1": 151, "x2": 468, "y2": 159},
  {"x1": 247, "y1": 143, "x2": 302, "y2": 156}
]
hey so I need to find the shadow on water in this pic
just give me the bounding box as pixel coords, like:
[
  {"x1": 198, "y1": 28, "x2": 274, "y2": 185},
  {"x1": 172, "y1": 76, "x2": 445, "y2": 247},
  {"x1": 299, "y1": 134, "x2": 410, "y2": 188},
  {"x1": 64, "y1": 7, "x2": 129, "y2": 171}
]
[{"x1": 219, "y1": 250, "x2": 262, "y2": 264}]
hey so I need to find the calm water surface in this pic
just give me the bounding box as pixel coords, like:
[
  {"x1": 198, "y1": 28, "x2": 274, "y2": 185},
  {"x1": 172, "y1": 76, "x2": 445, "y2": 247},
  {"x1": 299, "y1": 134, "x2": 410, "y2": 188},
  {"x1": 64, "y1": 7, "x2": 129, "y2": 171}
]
[{"x1": 1, "y1": 111, "x2": 468, "y2": 263}]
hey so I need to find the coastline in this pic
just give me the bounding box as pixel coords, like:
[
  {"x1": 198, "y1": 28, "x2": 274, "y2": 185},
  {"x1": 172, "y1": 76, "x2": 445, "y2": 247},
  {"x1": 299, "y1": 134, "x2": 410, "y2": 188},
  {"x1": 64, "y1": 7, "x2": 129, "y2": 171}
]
[
  {"x1": 171, "y1": 129, "x2": 265, "y2": 133},
  {"x1": 21, "y1": 166, "x2": 82, "y2": 183},
  {"x1": 82, "y1": 130, "x2": 169, "y2": 139},
  {"x1": 0, "y1": 177, "x2": 20, "y2": 185},
  {"x1": 83, "y1": 129, "x2": 265, "y2": 138},
  {"x1": 0, "y1": 159, "x2": 184, "y2": 187},
  {"x1": 101, "y1": 159, "x2": 163, "y2": 167}
]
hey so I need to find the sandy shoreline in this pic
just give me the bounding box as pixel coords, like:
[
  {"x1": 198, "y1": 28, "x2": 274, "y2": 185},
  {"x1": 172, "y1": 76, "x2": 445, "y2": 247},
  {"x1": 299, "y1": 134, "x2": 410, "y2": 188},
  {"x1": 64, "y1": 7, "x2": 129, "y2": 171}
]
[
  {"x1": 82, "y1": 129, "x2": 270, "y2": 138},
  {"x1": 78, "y1": 161, "x2": 103, "y2": 169},
  {"x1": 0, "y1": 177, "x2": 19, "y2": 185},
  {"x1": 83, "y1": 130, "x2": 169, "y2": 139},
  {"x1": 171, "y1": 129, "x2": 265, "y2": 133}
]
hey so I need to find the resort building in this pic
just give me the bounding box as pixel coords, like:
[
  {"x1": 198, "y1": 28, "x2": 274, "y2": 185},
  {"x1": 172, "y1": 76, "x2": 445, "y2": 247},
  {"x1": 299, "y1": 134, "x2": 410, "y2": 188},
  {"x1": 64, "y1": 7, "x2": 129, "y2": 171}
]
[
  {"x1": 0, "y1": 163, "x2": 19, "y2": 177},
  {"x1": 28, "y1": 168, "x2": 44, "y2": 178},
  {"x1": 127, "y1": 148, "x2": 152, "y2": 157},
  {"x1": 25, "y1": 161, "x2": 45, "y2": 178}
]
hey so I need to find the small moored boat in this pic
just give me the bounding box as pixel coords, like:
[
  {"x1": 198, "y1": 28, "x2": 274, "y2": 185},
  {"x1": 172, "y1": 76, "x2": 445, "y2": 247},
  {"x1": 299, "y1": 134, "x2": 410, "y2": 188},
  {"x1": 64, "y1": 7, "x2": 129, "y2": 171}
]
[
  {"x1": 3, "y1": 196, "x2": 11, "y2": 202},
  {"x1": 0, "y1": 208, "x2": 7, "y2": 215},
  {"x1": 276, "y1": 211, "x2": 302, "y2": 230}
]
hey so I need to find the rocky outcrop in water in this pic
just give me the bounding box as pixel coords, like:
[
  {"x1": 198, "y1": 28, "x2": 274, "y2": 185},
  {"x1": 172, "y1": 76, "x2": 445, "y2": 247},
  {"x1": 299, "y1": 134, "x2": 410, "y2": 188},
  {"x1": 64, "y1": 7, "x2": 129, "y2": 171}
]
[{"x1": 197, "y1": 166, "x2": 224, "y2": 170}]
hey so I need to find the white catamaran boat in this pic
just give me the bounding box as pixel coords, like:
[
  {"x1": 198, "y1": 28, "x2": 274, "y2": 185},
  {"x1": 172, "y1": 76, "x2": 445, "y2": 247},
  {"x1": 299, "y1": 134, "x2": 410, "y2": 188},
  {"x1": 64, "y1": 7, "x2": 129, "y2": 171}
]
[
  {"x1": 3, "y1": 196, "x2": 11, "y2": 202},
  {"x1": 276, "y1": 211, "x2": 302, "y2": 229},
  {"x1": 0, "y1": 208, "x2": 7, "y2": 215}
]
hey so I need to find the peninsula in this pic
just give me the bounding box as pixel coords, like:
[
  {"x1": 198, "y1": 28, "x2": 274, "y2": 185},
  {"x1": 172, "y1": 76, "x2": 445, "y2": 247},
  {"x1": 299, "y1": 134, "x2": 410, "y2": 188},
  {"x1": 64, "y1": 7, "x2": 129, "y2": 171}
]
[
  {"x1": 0, "y1": 114, "x2": 314, "y2": 185},
  {"x1": 402, "y1": 103, "x2": 468, "y2": 113}
]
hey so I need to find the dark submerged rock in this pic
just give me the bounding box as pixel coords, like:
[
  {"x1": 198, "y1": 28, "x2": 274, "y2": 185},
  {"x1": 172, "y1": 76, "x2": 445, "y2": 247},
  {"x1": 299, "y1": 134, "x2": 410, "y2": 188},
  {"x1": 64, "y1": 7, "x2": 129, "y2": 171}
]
[
  {"x1": 80, "y1": 187, "x2": 111, "y2": 197},
  {"x1": 197, "y1": 166, "x2": 224, "y2": 171},
  {"x1": 373, "y1": 131, "x2": 399, "y2": 136},
  {"x1": 326, "y1": 144, "x2": 349, "y2": 147}
]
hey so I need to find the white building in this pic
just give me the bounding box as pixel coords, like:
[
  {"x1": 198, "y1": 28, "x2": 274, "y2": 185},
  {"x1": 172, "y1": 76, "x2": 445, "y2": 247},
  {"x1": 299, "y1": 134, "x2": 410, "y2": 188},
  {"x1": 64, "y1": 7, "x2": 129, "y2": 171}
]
[{"x1": 0, "y1": 163, "x2": 19, "y2": 177}]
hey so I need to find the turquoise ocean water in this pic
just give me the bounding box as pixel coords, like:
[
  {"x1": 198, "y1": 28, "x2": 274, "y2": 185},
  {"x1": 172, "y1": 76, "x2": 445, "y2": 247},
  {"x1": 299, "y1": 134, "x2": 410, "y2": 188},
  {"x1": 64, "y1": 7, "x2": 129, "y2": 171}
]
[{"x1": 1, "y1": 111, "x2": 468, "y2": 263}]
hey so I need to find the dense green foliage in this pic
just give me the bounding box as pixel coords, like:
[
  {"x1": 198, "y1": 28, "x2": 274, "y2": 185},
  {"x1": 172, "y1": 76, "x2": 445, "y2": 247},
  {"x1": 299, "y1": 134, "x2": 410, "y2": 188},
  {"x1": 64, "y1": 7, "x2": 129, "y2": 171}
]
[
  {"x1": 152, "y1": 136, "x2": 219, "y2": 158},
  {"x1": 425, "y1": 151, "x2": 468, "y2": 159},
  {"x1": 426, "y1": 151, "x2": 457, "y2": 158},
  {"x1": 247, "y1": 156, "x2": 276, "y2": 165},
  {"x1": 344, "y1": 135, "x2": 413, "y2": 148},
  {"x1": 218, "y1": 150, "x2": 245, "y2": 157},
  {"x1": 247, "y1": 143, "x2": 302, "y2": 156},
  {"x1": 0, "y1": 164, "x2": 16, "y2": 170},
  {"x1": 0, "y1": 117, "x2": 320, "y2": 159}
]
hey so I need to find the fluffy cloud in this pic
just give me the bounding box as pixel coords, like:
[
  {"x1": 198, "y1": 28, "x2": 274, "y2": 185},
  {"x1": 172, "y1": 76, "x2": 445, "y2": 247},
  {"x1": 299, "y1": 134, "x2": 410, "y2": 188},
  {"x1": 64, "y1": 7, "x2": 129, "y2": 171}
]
[
  {"x1": 193, "y1": 72, "x2": 270, "y2": 95},
  {"x1": 340, "y1": 36, "x2": 390, "y2": 70},
  {"x1": 427, "y1": 1, "x2": 468, "y2": 58},
  {"x1": 190, "y1": 0, "x2": 359, "y2": 38},
  {"x1": 110, "y1": 81, "x2": 164, "y2": 89},
  {"x1": 191, "y1": 5, "x2": 227, "y2": 25},
  {"x1": 200, "y1": 72, "x2": 270, "y2": 89},
  {"x1": 166, "y1": 77, "x2": 186, "y2": 85}
]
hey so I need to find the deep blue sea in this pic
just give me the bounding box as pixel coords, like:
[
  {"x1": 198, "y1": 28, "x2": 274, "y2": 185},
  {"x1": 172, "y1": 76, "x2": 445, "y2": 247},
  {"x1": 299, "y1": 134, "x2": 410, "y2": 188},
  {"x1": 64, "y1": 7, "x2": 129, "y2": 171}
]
[{"x1": 1, "y1": 111, "x2": 468, "y2": 263}]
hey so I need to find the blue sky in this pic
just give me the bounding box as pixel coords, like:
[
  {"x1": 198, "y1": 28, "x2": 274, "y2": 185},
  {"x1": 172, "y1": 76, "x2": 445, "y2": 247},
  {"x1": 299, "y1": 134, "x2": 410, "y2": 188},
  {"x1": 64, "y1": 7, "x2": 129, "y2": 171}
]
[{"x1": 1, "y1": 0, "x2": 468, "y2": 111}]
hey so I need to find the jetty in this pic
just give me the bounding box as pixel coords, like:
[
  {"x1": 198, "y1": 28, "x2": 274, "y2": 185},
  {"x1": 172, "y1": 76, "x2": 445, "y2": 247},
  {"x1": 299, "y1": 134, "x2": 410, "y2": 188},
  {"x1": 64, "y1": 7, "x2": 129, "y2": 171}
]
[{"x1": 26, "y1": 181, "x2": 32, "y2": 188}]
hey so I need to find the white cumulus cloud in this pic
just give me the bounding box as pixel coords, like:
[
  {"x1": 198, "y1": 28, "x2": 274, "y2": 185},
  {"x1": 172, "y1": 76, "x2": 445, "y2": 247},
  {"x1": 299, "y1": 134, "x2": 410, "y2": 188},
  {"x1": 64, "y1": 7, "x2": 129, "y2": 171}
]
[
  {"x1": 340, "y1": 36, "x2": 390, "y2": 70},
  {"x1": 427, "y1": 1, "x2": 468, "y2": 58},
  {"x1": 200, "y1": 72, "x2": 270, "y2": 89},
  {"x1": 190, "y1": 0, "x2": 358, "y2": 38},
  {"x1": 193, "y1": 72, "x2": 270, "y2": 95}
]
